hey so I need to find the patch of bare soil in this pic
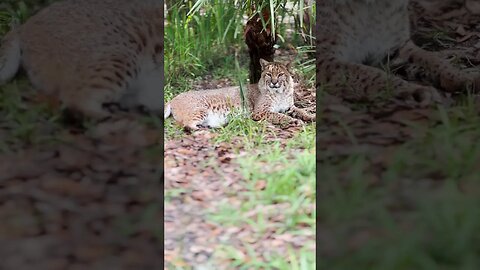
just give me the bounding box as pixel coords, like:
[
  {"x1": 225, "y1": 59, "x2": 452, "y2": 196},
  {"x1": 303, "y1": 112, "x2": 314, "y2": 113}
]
[
  {"x1": 164, "y1": 80, "x2": 315, "y2": 268},
  {"x1": 0, "y1": 114, "x2": 162, "y2": 269}
]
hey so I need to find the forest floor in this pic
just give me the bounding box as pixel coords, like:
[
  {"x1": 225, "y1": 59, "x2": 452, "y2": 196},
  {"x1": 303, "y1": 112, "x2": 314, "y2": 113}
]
[
  {"x1": 1, "y1": 1, "x2": 164, "y2": 268},
  {"x1": 0, "y1": 88, "x2": 163, "y2": 269},
  {"x1": 164, "y1": 50, "x2": 316, "y2": 269}
]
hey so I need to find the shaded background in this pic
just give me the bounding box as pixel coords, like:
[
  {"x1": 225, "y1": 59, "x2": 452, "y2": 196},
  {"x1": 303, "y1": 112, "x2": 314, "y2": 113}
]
[
  {"x1": 317, "y1": 0, "x2": 480, "y2": 269},
  {"x1": 0, "y1": 1, "x2": 162, "y2": 269}
]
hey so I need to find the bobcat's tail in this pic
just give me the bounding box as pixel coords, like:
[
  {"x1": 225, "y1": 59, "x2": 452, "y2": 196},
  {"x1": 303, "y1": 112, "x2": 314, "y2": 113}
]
[
  {"x1": 164, "y1": 102, "x2": 172, "y2": 119},
  {"x1": 0, "y1": 29, "x2": 21, "y2": 85}
]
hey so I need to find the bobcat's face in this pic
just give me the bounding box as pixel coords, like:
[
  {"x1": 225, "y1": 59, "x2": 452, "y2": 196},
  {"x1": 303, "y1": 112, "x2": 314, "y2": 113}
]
[{"x1": 259, "y1": 59, "x2": 293, "y2": 94}]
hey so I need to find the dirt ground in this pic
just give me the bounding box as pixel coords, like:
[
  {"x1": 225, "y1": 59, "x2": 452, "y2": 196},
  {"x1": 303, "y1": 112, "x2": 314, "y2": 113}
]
[
  {"x1": 164, "y1": 78, "x2": 316, "y2": 268},
  {"x1": 0, "y1": 113, "x2": 163, "y2": 269}
]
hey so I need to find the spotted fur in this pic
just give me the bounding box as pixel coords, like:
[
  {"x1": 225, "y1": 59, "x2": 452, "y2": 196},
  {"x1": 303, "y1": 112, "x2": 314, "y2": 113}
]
[
  {"x1": 0, "y1": 0, "x2": 163, "y2": 118},
  {"x1": 165, "y1": 59, "x2": 314, "y2": 130},
  {"x1": 317, "y1": 0, "x2": 480, "y2": 104}
]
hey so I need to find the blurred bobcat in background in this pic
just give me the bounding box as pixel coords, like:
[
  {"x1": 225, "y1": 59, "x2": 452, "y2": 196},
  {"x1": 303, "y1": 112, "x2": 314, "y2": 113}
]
[
  {"x1": 0, "y1": 0, "x2": 163, "y2": 119},
  {"x1": 316, "y1": 0, "x2": 480, "y2": 104}
]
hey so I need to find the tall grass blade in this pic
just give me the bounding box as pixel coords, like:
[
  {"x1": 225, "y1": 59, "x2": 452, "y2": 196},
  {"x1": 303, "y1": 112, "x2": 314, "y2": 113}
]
[
  {"x1": 235, "y1": 51, "x2": 247, "y2": 111},
  {"x1": 269, "y1": 0, "x2": 275, "y2": 38}
]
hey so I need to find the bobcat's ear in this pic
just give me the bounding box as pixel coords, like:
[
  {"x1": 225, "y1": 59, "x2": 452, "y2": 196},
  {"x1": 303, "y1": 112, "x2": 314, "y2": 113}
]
[
  {"x1": 285, "y1": 60, "x2": 294, "y2": 71},
  {"x1": 259, "y1": 58, "x2": 269, "y2": 69}
]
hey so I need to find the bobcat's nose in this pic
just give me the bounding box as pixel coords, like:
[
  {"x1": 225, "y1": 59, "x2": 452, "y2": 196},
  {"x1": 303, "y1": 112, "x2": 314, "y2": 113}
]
[{"x1": 269, "y1": 80, "x2": 280, "y2": 88}]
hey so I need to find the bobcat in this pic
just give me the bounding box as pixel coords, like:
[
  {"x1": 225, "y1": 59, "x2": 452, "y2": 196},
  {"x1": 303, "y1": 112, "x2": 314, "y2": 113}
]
[
  {"x1": 164, "y1": 59, "x2": 315, "y2": 130},
  {"x1": 317, "y1": 0, "x2": 480, "y2": 104},
  {"x1": 0, "y1": 0, "x2": 163, "y2": 118}
]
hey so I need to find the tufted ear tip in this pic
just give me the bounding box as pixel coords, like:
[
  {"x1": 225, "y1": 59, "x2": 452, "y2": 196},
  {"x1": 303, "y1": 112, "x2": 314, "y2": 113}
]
[
  {"x1": 259, "y1": 58, "x2": 269, "y2": 69},
  {"x1": 285, "y1": 59, "x2": 294, "y2": 71}
]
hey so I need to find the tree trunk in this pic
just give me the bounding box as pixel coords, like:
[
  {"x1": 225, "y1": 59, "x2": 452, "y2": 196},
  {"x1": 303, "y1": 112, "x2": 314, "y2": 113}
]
[{"x1": 244, "y1": 8, "x2": 277, "y2": 84}]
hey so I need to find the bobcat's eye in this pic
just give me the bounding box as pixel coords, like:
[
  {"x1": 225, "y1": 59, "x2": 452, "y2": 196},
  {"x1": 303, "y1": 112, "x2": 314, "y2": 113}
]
[
  {"x1": 265, "y1": 73, "x2": 272, "y2": 78},
  {"x1": 278, "y1": 73, "x2": 285, "y2": 77}
]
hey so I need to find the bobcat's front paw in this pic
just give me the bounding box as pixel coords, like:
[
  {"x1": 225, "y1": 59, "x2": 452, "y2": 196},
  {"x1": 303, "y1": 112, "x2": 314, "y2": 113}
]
[
  {"x1": 287, "y1": 107, "x2": 316, "y2": 122},
  {"x1": 288, "y1": 118, "x2": 304, "y2": 127},
  {"x1": 440, "y1": 73, "x2": 465, "y2": 93},
  {"x1": 397, "y1": 86, "x2": 444, "y2": 107},
  {"x1": 184, "y1": 123, "x2": 200, "y2": 131},
  {"x1": 63, "y1": 90, "x2": 115, "y2": 120},
  {"x1": 303, "y1": 113, "x2": 316, "y2": 122},
  {"x1": 440, "y1": 72, "x2": 480, "y2": 93},
  {"x1": 415, "y1": 86, "x2": 444, "y2": 106}
]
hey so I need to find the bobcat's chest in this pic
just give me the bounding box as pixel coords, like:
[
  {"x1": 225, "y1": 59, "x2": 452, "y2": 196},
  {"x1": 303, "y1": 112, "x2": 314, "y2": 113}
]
[
  {"x1": 270, "y1": 95, "x2": 293, "y2": 113},
  {"x1": 335, "y1": 0, "x2": 410, "y2": 64}
]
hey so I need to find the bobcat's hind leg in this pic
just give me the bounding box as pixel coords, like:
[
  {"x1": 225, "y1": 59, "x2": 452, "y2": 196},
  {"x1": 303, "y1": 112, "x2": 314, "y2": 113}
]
[
  {"x1": 398, "y1": 40, "x2": 480, "y2": 93},
  {"x1": 179, "y1": 109, "x2": 208, "y2": 131},
  {"x1": 253, "y1": 110, "x2": 304, "y2": 127},
  {"x1": 184, "y1": 122, "x2": 200, "y2": 131},
  {"x1": 66, "y1": 61, "x2": 133, "y2": 119},
  {"x1": 62, "y1": 87, "x2": 124, "y2": 119},
  {"x1": 184, "y1": 117, "x2": 206, "y2": 131},
  {"x1": 288, "y1": 106, "x2": 315, "y2": 122},
  {"x1": 318, "y1": 56, "x2": 444, "y2": 106}
]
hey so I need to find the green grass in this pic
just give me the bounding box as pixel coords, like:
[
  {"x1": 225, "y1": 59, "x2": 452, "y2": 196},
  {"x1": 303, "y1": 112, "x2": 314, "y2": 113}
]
[
  {"x1": 383, "y1": 103, "x2": 480, "y2": 181},
  {"x1": 0, "y1": 1, "x2": 65, "y2": 153},
  {"x1": 318, "y1": 97, "x2": 480, "y2": 269},
  {"x1": 165, "y1": 78, "x2": 316, "y2": 269},
  {"x1": 164, "y1": 54, "x2": 249, "y2": 103},
  {"x1": 320, "y1": 182, "x2": 480, "y2": 269},
  {"x1": 217, "y1": 245, "x2": 316, "y2": 270},
  {"x1": 213, "y1": 111, "x2": 268, "y2": 148},
  {"x1": 164, "y1": 1, "x2": 244, "y2": 94},
  {"x1": 209, "y1": 127, "x2": 316, "y2": 269},
  {"x1": 164, "y1": 0, "x2": 316, "y2": 99}
]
